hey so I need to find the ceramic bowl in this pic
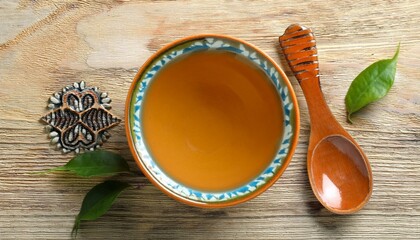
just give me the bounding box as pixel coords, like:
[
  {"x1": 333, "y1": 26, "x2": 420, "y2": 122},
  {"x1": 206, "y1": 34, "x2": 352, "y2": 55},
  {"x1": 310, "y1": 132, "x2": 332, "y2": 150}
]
[{"x1": 125, "y1": 34, "x2": 300, "y2": 208}]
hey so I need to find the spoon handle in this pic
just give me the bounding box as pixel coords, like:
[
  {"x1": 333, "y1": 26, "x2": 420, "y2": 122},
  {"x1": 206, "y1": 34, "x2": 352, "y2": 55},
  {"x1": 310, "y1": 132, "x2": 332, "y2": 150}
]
[
  {"x1": 279, "y1": 24, "x2": 319, "y2": 85},
  {"x1": 279, "y1": 24, "x2": 341, "y2": 133}
]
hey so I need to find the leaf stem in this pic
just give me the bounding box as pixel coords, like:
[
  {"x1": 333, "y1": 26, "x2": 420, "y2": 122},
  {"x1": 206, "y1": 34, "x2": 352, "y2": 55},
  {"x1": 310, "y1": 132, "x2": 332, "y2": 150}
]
[
  {"x1": 347, "y1": 113, "x2": 353, "y2": 124},
  {"x1": 71, "y1": 218, "x2": 81, "y2": 239}
]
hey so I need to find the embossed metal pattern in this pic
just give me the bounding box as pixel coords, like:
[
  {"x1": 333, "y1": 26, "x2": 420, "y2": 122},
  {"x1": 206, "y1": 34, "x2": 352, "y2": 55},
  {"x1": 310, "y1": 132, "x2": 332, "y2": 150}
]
[{"x1": 41, "y1": 81, "x2": 121, "y2": 153}]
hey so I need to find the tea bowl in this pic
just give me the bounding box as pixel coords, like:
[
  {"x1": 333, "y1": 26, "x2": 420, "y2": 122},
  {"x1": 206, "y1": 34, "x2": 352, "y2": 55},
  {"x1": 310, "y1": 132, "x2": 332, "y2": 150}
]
[{"x1": 125, "y1": 34, "x2": 300, "y2": 208}]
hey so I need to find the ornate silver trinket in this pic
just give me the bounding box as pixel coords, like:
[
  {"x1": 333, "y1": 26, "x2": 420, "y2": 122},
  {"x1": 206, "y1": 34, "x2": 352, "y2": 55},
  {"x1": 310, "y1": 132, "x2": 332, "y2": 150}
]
[{"x1": 41, "y1": 81, "x2": 121, "y2": 153}]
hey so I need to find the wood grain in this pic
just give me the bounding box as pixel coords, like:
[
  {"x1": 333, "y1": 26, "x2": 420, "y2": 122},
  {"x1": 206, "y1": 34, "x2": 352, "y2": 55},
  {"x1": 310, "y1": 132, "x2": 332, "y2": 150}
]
[{"x1": 0, "y1": 0, "x2": 419, "y2": 239}]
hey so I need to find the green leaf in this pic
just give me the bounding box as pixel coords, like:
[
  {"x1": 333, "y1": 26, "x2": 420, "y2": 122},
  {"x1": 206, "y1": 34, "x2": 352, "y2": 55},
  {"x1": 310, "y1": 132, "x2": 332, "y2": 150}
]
[
  {"x1": 46, "y1": 150, "x2": 130, "y2": 177},
  {"x1": 72, "y1": 180, "x2": 131, "y2": 238},
  {"x1": 345, "y1": 43, "x2": 400, "y2": 123}
]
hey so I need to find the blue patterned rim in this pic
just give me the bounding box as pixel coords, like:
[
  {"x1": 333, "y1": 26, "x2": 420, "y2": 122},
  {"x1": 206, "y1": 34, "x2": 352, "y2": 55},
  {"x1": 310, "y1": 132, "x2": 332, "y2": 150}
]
[{"x1": 128, "y1": 36, "x2": 298, "y2": 205}]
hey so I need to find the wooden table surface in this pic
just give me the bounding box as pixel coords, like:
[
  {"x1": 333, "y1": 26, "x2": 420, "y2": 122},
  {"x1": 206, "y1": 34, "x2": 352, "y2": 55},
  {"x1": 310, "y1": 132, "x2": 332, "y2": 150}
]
[{"x1": 1, "y1": 0, "x2": 419, "y2": 239}]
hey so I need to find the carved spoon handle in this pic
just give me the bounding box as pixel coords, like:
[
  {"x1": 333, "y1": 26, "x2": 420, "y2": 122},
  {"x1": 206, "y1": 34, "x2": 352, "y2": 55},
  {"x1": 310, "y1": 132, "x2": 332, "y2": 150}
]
[
  {"x1": 279, "y1": 24, "x2": 319, "y2": 85},
  {"x1": 279, "y1": 24, "x2": 339, "y2": 132}
]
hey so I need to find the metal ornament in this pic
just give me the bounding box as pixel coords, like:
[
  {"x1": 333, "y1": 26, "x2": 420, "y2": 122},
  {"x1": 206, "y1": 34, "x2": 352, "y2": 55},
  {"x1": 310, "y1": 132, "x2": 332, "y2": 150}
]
[{"x1": 41, "y1": 81, "x2": 121, "y2": 153}]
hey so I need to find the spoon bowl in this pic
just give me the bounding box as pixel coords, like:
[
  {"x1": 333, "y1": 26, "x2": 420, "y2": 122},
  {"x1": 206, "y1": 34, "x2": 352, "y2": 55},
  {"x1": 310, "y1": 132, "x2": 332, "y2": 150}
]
[
  {"x1": 279, "y1": 24, "x2": 373, "y2": 214},
  {"x1": 311, "y1": 135, "x2": 371, "y2": 213}
]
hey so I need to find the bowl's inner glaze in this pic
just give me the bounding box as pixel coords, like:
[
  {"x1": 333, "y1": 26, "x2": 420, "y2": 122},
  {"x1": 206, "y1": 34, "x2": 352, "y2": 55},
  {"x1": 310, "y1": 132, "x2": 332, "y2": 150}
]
[{"x1": 128, "y1": 36, "x2": 297, "y2": 204}]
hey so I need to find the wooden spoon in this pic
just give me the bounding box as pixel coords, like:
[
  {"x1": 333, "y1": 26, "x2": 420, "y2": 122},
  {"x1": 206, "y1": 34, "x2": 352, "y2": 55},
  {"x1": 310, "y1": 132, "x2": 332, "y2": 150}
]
[{"x1": 279, "y1": 24, "x2": 373, "y2": 214}]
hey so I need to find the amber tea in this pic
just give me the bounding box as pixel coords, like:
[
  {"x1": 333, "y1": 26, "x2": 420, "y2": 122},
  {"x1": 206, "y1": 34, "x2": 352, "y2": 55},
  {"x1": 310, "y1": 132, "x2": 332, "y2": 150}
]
[{"x1": 142, "y1": 50, "x2": 284, "y2": 192}]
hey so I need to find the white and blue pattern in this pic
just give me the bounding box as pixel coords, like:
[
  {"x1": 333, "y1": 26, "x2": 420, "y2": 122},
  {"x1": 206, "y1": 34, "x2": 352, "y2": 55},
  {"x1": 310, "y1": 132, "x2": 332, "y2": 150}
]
[{"x1": 129, "y1": 37, "x2": 296, "y2": 203}]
